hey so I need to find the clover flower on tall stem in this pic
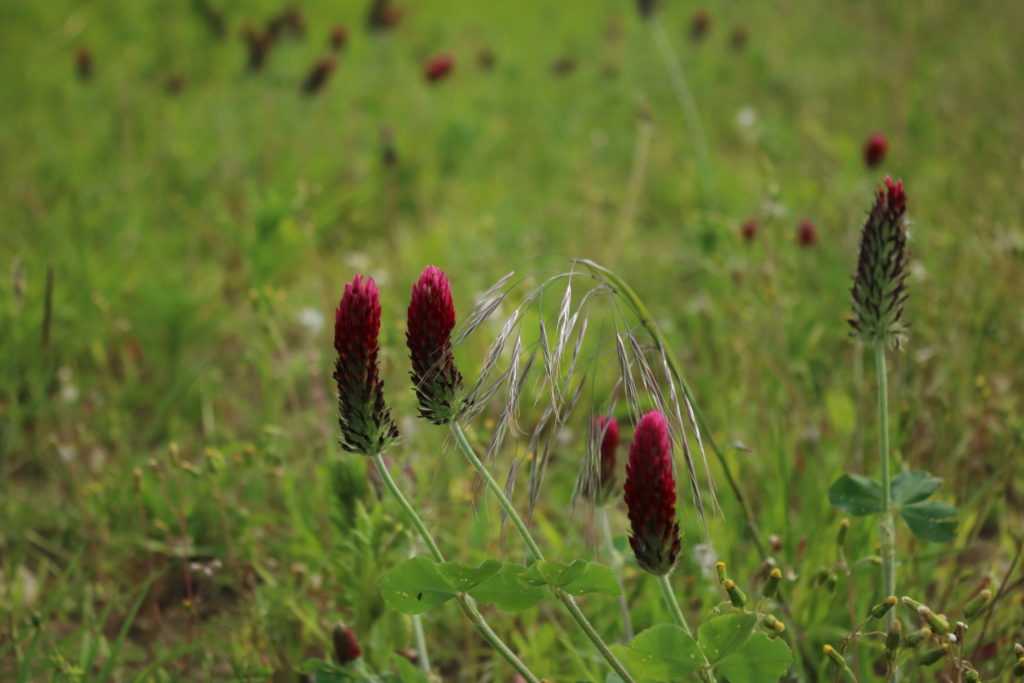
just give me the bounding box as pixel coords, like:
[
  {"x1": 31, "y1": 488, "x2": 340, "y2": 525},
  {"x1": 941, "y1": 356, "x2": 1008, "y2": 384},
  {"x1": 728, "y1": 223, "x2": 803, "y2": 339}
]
[
  {"x1": 333, "y1": 274, "x2": 538, "y2": 682},
  {"x1": 850, "y1": 176, "x2": 909, "y2": 636}
]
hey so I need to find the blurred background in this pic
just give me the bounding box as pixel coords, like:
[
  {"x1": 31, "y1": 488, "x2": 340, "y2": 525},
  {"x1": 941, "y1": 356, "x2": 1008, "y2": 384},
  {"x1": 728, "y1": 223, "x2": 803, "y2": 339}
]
[{"x1": 1, "y1": 0, "x2": 1022, "y2": 680}]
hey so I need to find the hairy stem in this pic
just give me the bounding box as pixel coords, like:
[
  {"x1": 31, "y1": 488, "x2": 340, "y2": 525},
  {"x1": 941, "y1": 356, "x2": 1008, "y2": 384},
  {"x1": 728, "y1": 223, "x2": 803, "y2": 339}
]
[
  {"x1": 370, "y1": 452, "x2": 540, "y2": 683},
  {"x1": 598, "y1": 505, "x2": 633, "y2": 641},
  {"x1": 450, "y1": 423, "x2": 636, "y2": 683},
  {"x1": 875, "y1": 342, "x2": 896, "y2": 634}
]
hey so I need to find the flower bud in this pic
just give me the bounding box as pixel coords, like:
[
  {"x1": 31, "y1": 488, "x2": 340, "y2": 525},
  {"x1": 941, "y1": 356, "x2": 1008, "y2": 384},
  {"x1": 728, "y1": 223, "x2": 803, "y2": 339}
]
[
  {"x1": 762, "y1": 568, "x2": 782, "y2": 599},
  {"x1": 424, "y1": 53, "x2": 455, "y2": 83},
  {"x1": 715, "y1": 561, "x2": 728, "y2": 583},
  {"x1": 885, "y1": 620, "x2": 901, "y2": 660},
  {"x1": 332, "y1": 623, "x2": 361, "y2": 664},
  {"x1": 904, "y1": 627, "x2": 932, "y2": 647},
  {"x1": 963, "y1": 666, "x2": 980, "y2": 682},
  {"x1": 624, "y1": 412, "x2": 681, "y2": 575},
  {"x1": 901, "y1": 595, "x2": 924, "y2": 611},
  {"x1": 918, "y1": 606, "x2": 950, "y2": 635},
  {"x1": 863, "y1": 132, "x2": 888, "y2": 168},
  {"x1": 836, "y1": 518, "x2": 850, "y2": 549},
  {"x1": 1013, "y1": 657, "x2": 1024, "y2": 677},
  {"x1": 823, "y1": 644, "x2": 847, "y2": 669},
  {"x1": 724, "y1": 579, "x2": 747, "y2": 608},
  {"x1": 407, "y1": 266, "x2": 464, "y2": 425},
  {"x1": 963, "y1": 589, "x2": 992, "y2": 619},
  {"x1": 1015, "y1": 642, "x2": 1024, "y2": 657},
  {"x1": 334, "y1": 275, "x2": 399, "y2": 456},
  {"x1": 596, "y1": 417, "x2": 620, "y2": 504},
  {"x1": 870, "y1": 596, "x2": 898, "y2": 619},
  {"x1": 919, "y1": 645, "x2": 948, "y2": 666}
]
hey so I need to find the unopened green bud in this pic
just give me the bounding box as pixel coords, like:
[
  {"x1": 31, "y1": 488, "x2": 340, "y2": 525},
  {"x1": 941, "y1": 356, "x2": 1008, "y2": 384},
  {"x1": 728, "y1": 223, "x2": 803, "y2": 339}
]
[
  {"x1": 885, "y1": 620, "x2": 902, "y2": 660},
  {"x1": 901, "y1": 595, "x2": 924, "y2": 611},
  {"x1": 823, "y1": 644, "x2": 847, "y2": 669},
  {"x1": 762, "y1": 614, "x2": 779, "y2": 630},
  {"x1": 905, "y1": 627, "x2": 932, "y2": 647},
  {"x1": 919, "y1": 644, "x2": 948, "y2": 666},
  {"x1": 836, "y1": 519, "x2": 850, "y2": 548},
  {"x1": 1015, "y1": 643, "x2": 1024, "y2": 657},
  {"x1": 963, "y1": 667, "x2": 980, "y2": 682},
  {"x1": 918, "y1": 606, "x2": 950, "y2": 635},
  {"x1": 1014, "y1": 657, "x2": 1024, "y2": 678},
  {"x1": 715, "y1": 561, "x2": 728, "y2": 583},
  {"x1": 723, "y1": 579, "x2": 747, "y2": 608},
  {"x1": 963, "y1": 589, "x2": 992, "y2": 619},
  {"x1": 870, "y1": 596, "x2": 898, "y2": 619},
  {"x1": 763, "y1": 568, "x2": 782, "y2": 599}
]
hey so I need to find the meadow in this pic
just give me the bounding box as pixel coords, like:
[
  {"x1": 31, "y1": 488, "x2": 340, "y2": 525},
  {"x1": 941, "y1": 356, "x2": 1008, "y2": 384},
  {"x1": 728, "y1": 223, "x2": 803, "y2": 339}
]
[{"x1": 2, "y1": 0, "x2": 1023, "y2": 680}]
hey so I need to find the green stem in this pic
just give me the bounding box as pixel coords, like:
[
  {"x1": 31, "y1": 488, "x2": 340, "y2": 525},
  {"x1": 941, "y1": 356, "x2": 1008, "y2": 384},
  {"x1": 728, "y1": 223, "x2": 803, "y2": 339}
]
[
  {"x1": 450, "y1": 423, "x2": 637, "y2": 683},
  {"x1": 874, "y1": 343, "x2": 896, "y2": 630},
  {"x1": 657, "y1": 575, "x2": 713, "y2": 681},
  {"x1": 411, "y1": 614, "x2": 430, "y2": 674},
  {"x1": 370, "y1": 452, "x2": 541, "y2": 683},
  {"x1": 645, "y1": 15, "x2": 716, "y2": 212},
  {"x1": 598, "y1": 506, "x2": 634, "y2": 641}
]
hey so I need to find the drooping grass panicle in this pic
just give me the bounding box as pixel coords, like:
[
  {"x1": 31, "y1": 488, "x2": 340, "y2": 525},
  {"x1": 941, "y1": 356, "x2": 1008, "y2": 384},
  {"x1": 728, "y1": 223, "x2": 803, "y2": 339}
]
[
  {"x1": 850, "y1": 176, "x2": 909, "y2": 348},
  {"x1": 624, "y1": 411, "x2": 682, "y2": 576},
  {"x1": 333, "y1": 275, "x2": 399, "y2": 456},
  {"x1": 407, "y1": 265, "x2": 465, "y2": 424}
]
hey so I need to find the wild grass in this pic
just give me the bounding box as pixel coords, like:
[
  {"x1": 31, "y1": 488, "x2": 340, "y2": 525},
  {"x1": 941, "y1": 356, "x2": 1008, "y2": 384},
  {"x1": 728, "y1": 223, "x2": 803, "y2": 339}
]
[{"x1": 2, "y1": 0, "x2": 1023, "y2": 680}]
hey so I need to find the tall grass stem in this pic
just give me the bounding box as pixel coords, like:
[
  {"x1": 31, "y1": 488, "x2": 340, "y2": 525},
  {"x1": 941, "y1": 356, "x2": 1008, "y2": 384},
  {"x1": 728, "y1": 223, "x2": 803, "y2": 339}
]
[{"x1": 598, "y1": 506, "x2": 634, "y2": 640}]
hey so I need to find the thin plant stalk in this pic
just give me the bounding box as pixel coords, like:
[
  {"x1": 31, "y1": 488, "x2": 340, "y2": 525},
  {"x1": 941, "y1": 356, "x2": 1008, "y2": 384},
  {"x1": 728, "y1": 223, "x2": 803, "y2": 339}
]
[
  {"x1": 370, "y1": 452, "x2": 541, "y2": 683},
  {"x1": 411, "y1": 613, "x2": 430, "y2": 675},
  {"x1": 597, "y1": 506, "x2": 633, "y2": 640},
  {"x1": 645, "y1": 16, "x2": 716, "y2": 212},
  {"x1": 875, "y1": 343, "x2": 896, "y2": 630},
  {"x1": 450, "y1": 423, "x2": 637, "y2": 683},
  {"x1": 656, "y1": 575, "x2": 713, "y2": 682}
]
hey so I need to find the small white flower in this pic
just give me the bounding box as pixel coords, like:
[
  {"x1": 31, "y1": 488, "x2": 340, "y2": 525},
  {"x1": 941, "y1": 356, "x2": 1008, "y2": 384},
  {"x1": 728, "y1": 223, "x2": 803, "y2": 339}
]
[{"x1": 298, "y1": 307, "x2": 325, "y2": 335}]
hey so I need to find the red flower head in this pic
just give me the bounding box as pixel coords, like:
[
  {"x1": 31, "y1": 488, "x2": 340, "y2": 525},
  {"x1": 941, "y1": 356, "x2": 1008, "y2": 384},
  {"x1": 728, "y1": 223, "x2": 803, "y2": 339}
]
[
  {"x1": 329, "y1": 24, "x2": 348, "y2": 51},
  {"x1": 624, "y1": 411, "x2": 681, "y2": 575},
  {"x1": 302, "y1": 56, "x2": 336, "y2": 95},
  {"x1": 850, "y1": 177, "x2": 909, "y2": 347},
  {"x1": 407, "y1": 266, "x2": 464, "y2": 424},
  {"x1": 690, "y1": 10, "x2": 712, "y2": 41},
  {"x1": 863, "y1": 132, "x2": 888, "y2": 168},
  {"x1": 424, "y1": 53, "x2": 454, "y2": 83},
  {"x1": 797, "y1": 218, "x2": 817, "y2": 247},
  {"x1": 596, "y1": 416, "x2": 620, "y2": 504},
  {"x1": 332, "y1": 623, "x2": 361, "y2": 665},
  {"x1": 741, "y1": 218, "x2": 758, "y2": 242},
  {"x1": 333, "y1": 275, "x2": 398, "y2": 455}
]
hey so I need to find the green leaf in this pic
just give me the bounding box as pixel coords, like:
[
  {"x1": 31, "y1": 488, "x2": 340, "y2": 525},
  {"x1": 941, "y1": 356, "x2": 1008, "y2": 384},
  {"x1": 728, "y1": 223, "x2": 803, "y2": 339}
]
[
  {"x1": 468, "y1": 564, "x2": 545, "y2": 611},
  {"x1": 611, "y1": 624, "x2": 704, "y2": 682},
  {"x1": 901, "y1": 500, "x2": 958, "y2": 543},
  {"x1": 520, "y1": 560, "x2": 588, "y2": 588},
  {"x1": 828, "y1": 473, "x2": 883, "y2": 516},
  {"x1": 891, "y1": 471, "x2": 944, "y2": 506},
  {"x1": 713, "y1": 633, "x2": 793, "y2": 683},
  {"x1": 437, "y1": 560, "x2": 502, "y2": 592},
  {"x1": 698, "y1": 614, "x2": 757, "y2": 663},
  {"x1": 379, "y1": 557, "x2": 457, "y2": 614},
  {"x1": 826, "y1": 390, "x2": 856, "y2": 436},
  {"x1": 561, "y1": 562, "x2": 621, "y2": 597}
]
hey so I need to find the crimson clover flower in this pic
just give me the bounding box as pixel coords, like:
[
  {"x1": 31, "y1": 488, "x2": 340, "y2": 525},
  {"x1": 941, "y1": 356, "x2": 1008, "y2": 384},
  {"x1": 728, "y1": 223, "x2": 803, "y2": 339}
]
[
  {"x1": 333, "y1": 275, "x2": 398, "y2": 455},
  {"x1": 406, "y1": 266, "x2": 464, "y2": 424},
  {"x1": 850, "y1": 176, "x2": 909, "y2": 348},
  {"x1": 624, "y1": 411, "x2": 681, "y2": 575},
  {"x1": 596, "y1": 416, "x2": 620, "y2": 505}
]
